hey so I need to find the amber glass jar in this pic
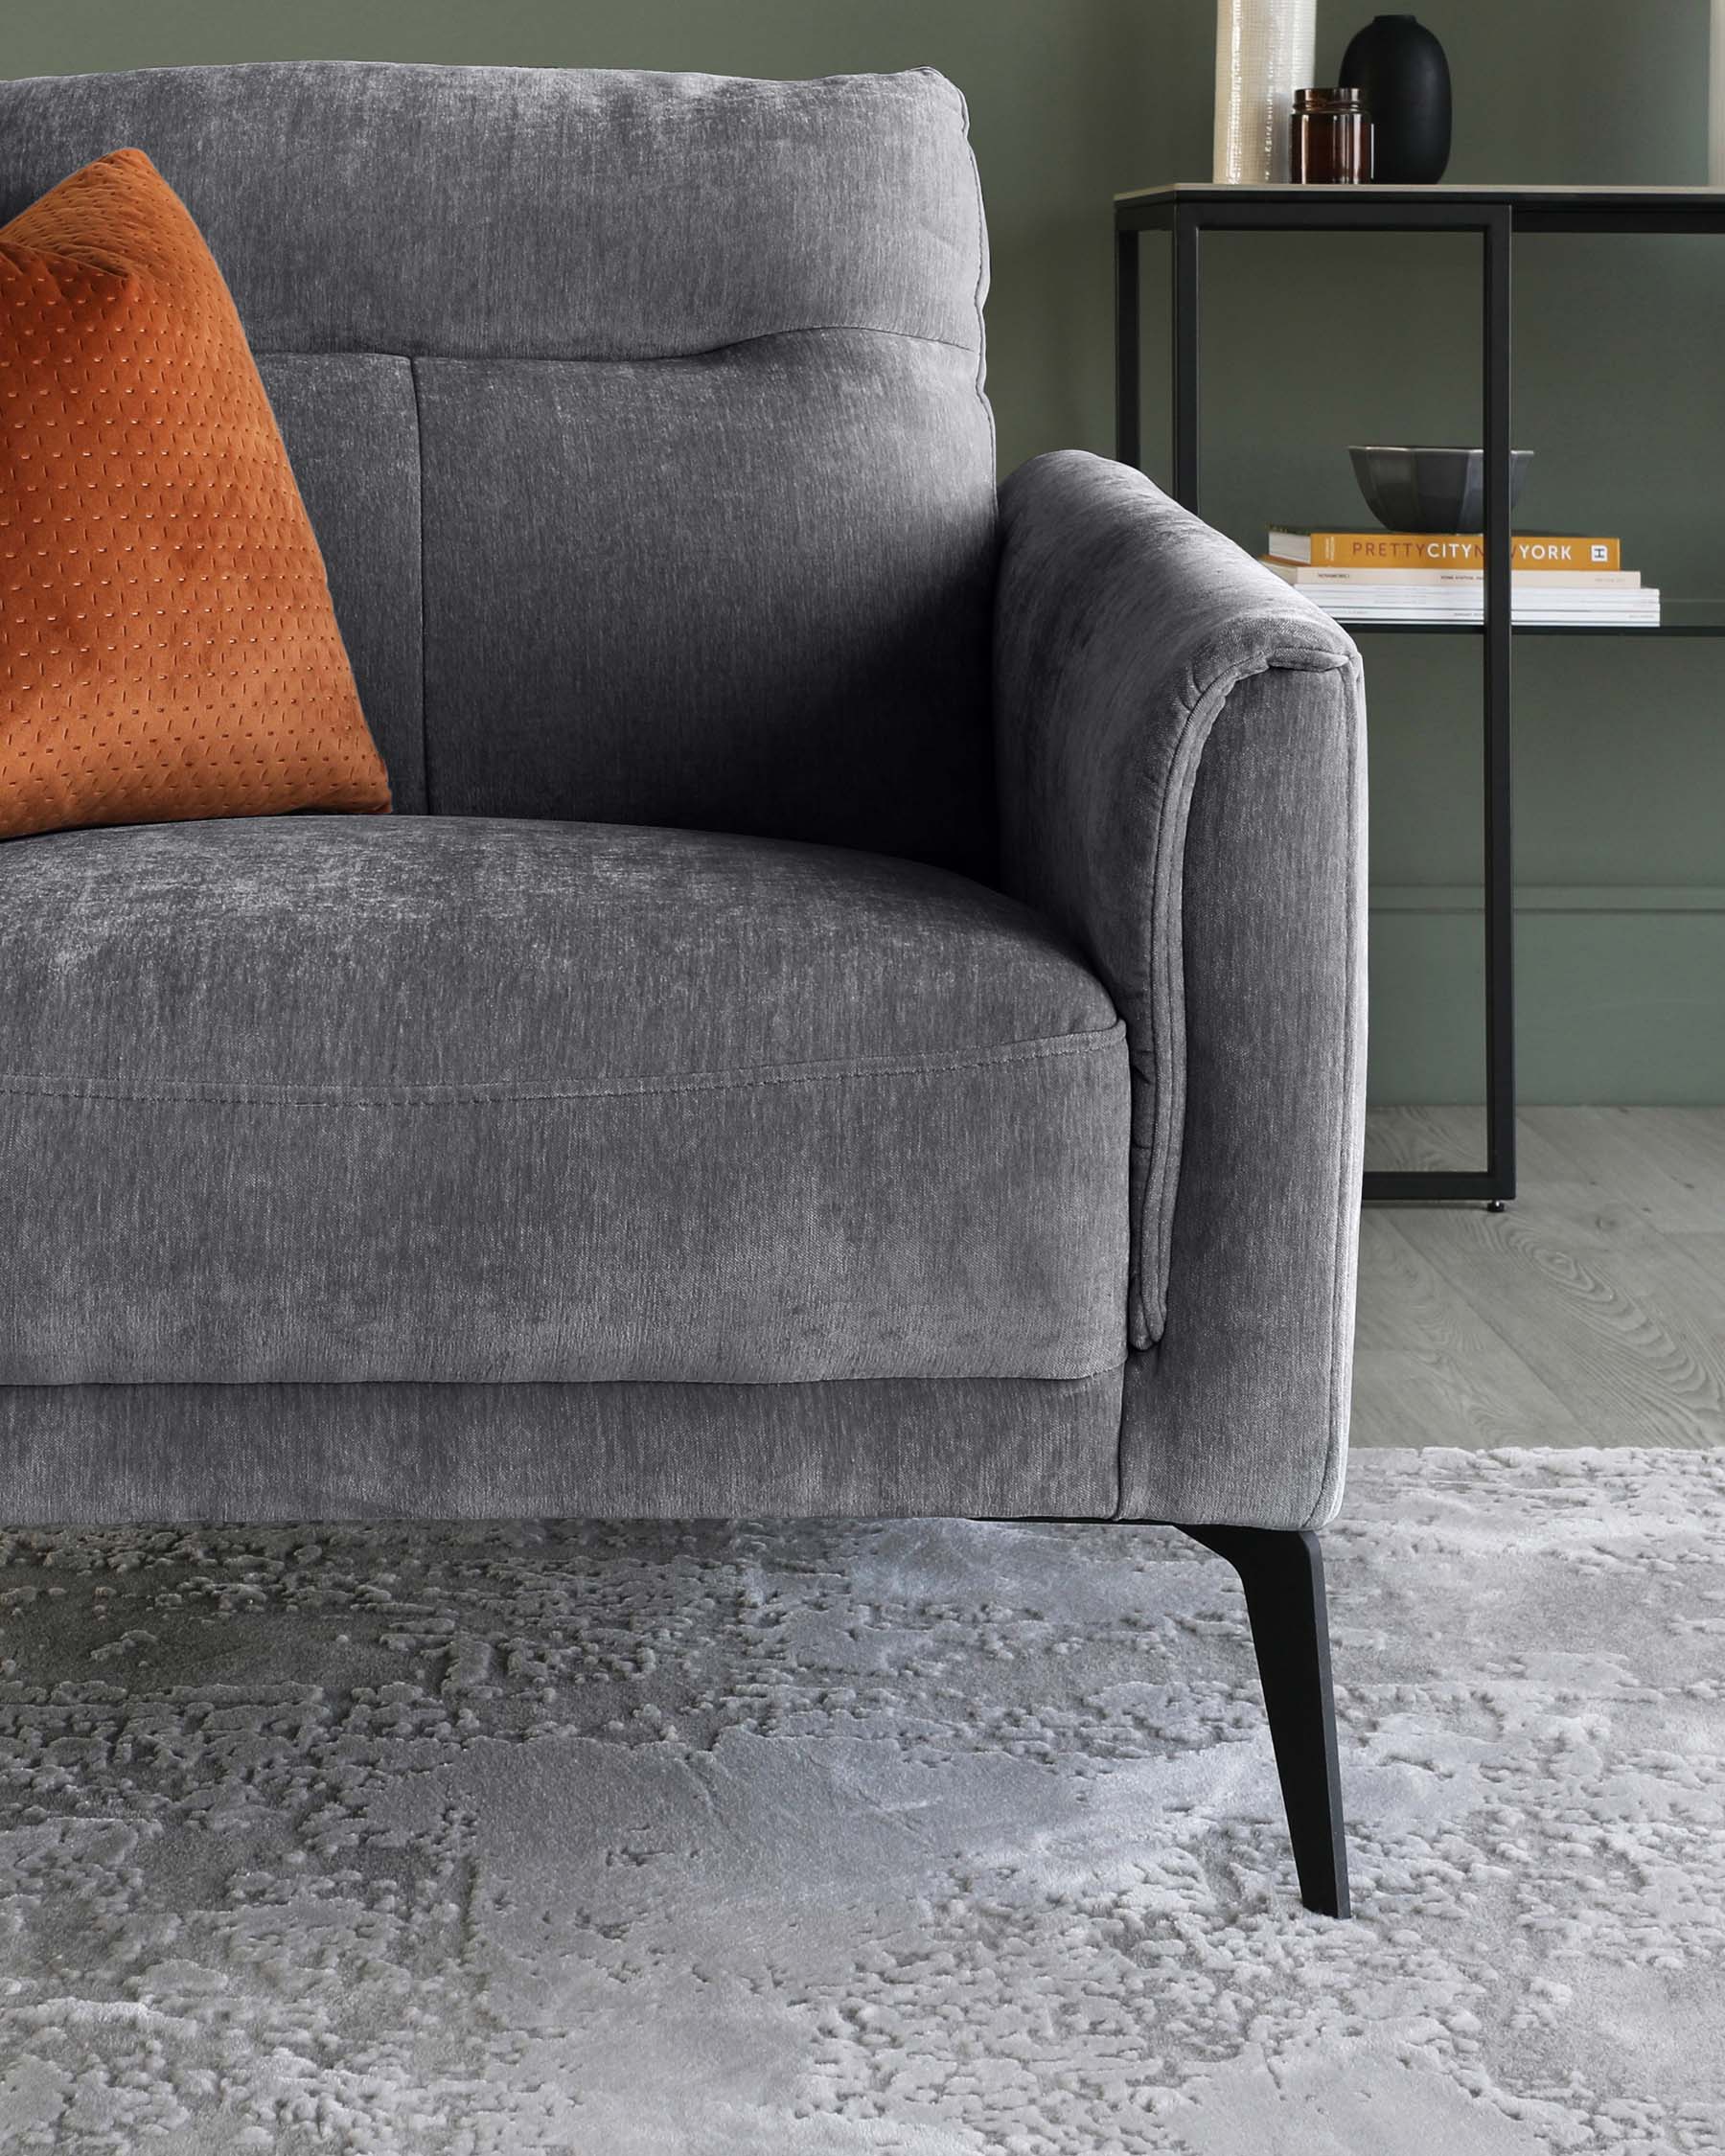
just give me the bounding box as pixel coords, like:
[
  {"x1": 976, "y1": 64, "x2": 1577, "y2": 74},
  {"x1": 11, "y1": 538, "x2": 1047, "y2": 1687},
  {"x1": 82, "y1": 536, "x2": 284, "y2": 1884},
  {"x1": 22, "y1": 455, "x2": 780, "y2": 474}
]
[{"x1": 1290, "y1": 87, "x2": 1372, "y2": 183}]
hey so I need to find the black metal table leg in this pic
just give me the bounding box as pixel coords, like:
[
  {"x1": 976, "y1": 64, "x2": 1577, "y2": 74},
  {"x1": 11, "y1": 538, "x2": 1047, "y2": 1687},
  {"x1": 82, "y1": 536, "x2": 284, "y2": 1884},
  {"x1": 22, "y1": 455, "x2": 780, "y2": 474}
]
[
  {"x1": 1482, "y1": 206, "x2": 1517, "y2": 1204},
  {"x1": 1115, "y1": 223, "x2": 1140, "y2": 472},
  {"x1": 1171, "y1": 205, "x2": 1201, "y2": 508},
  {"x1": 1184, "y1": 1525, "x2": 1351, "y2": 1918}
]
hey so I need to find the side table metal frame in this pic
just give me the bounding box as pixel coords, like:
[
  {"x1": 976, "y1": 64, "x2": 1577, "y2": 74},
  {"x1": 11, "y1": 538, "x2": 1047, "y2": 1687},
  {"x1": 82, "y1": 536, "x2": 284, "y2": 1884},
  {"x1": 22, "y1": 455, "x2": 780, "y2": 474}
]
[{"x1": 1115, "y1": 192, "x2": 1515, "y2": 1204}]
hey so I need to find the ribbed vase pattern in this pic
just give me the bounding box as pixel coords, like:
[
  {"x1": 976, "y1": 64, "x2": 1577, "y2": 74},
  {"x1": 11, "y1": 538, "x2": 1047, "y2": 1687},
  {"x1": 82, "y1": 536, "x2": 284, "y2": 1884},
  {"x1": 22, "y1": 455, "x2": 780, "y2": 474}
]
[{"x1": 1213, "y1": 0, "x2": 1317, "y2": 183}]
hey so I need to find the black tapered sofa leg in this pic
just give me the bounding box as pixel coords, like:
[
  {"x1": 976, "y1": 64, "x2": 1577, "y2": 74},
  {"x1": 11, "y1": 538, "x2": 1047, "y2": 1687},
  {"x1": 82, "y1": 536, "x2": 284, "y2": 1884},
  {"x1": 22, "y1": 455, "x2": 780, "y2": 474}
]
[{"x1": 1184, "y1": 1526, "x2": 1351, "y2": 1919}]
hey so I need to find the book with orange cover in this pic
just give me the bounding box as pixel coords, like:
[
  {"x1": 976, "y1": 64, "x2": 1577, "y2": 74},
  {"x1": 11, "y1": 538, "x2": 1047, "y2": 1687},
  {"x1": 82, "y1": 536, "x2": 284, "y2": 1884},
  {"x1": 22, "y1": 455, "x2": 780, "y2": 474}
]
[{"x1": 1268, "y1": 528, "x2": 1622, "y2": 571}]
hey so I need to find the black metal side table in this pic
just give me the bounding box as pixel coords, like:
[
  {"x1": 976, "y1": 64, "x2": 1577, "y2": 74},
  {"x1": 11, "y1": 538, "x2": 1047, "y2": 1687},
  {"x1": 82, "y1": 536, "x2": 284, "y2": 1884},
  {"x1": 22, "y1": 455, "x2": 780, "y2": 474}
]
[{"x1": 1115, "y1": 181, "x2": 1725, "y2": 1205}]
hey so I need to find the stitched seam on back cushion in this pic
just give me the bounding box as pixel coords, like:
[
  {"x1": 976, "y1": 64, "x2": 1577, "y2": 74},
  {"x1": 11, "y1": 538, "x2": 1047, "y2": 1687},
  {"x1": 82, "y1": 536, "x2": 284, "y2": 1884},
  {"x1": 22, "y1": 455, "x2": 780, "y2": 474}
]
[
  {"x1": 0, "y1": 1021, "x2": 1126, "y2": 1108},
  {"x1": 951, "y1": 81, "x2": 996, "y2": 467},
  {"x1": 408, "y1": 355, "x2": 431, "y2": 813},
  {"x1": 250, "y1": 323, "x2": 984, "y2": 366}
]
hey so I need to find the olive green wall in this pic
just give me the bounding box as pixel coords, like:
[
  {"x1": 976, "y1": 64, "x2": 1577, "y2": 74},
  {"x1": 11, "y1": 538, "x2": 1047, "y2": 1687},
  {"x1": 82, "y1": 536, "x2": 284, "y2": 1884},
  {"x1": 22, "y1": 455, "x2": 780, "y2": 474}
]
[{"x1": 10, "y1": 3, "x2": 1723, "y2": 1108}]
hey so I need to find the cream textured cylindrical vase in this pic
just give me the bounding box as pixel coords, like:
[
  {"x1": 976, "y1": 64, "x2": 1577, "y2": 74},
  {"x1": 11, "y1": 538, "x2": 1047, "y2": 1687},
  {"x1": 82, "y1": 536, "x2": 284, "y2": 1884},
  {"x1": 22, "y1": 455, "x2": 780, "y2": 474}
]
[
  {"x1": 1711, "y1": 0, "x2": 1725, "y2": 184},
  {"x1": 1213, "y1": 0, "x2": 1318, "y2": 183}
]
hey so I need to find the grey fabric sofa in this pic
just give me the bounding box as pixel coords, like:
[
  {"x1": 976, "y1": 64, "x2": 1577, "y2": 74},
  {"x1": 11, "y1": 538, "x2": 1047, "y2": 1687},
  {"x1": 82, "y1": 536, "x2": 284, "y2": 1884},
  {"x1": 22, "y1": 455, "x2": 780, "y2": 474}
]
[{"x1": 0, "y1": 62, "x2": 1367, "y2": 1915}]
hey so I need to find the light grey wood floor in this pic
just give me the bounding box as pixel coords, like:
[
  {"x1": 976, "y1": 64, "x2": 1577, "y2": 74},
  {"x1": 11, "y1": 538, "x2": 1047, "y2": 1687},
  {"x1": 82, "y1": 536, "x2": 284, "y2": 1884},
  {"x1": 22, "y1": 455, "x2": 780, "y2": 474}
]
[{"x1": 1354, "y1": 1106, "x2": 1725, "y2": 1449}]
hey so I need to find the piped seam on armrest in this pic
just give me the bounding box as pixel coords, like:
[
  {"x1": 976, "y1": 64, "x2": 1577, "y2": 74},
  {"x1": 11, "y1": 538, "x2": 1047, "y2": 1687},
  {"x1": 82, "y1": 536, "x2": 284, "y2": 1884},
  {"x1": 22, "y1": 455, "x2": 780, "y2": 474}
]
[
  {"x1": 1136, "y1": 640, "x2": 1355, "y2": 1352},
  {"x1": 1307, "y1": 650, "x2": 1367, "y2": 1530}
]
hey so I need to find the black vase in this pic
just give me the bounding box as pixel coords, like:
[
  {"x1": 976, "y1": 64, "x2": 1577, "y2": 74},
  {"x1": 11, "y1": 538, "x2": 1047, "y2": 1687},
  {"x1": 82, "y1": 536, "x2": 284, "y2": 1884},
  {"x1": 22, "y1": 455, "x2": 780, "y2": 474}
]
[{"x1": 1339, "y1": 14, "x2": 1452, "y2": 184}]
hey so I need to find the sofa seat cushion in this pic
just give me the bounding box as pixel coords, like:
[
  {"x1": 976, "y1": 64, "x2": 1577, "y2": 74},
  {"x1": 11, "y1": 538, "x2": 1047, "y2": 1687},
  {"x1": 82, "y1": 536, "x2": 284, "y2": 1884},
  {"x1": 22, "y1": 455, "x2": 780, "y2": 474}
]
[{"x1": 0, "y1": 816, "x2": 1129, "y2": 1386}]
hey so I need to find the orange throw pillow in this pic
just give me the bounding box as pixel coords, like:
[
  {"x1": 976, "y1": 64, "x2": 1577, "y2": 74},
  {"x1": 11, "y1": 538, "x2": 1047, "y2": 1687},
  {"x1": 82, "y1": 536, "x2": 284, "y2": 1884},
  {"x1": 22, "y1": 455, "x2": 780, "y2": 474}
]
[{"x1": 0, "y1": 149, "x2": 389, "y2": 839}]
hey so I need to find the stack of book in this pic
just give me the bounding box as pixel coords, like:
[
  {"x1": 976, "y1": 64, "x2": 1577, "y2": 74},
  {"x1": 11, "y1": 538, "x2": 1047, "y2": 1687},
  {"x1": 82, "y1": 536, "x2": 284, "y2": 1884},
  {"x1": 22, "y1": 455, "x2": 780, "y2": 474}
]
[{"x1": 1262, "y1": 528, "x2": 1659, "y2": 628}]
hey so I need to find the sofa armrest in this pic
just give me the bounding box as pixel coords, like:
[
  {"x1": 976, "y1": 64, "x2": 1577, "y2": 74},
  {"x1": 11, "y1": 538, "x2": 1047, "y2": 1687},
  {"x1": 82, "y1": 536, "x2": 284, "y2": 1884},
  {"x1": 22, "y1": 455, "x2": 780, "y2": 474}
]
[{"x1": 994, "y1": 451, "x2": 1367, "y2": 1527}]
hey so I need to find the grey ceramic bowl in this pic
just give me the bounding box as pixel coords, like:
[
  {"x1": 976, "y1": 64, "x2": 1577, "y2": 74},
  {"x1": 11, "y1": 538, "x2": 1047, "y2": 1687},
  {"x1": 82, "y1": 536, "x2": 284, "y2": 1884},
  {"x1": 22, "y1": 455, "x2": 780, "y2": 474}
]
[{"x1": 1349, "y1": 445, "x2": 1533, "y2": 532}]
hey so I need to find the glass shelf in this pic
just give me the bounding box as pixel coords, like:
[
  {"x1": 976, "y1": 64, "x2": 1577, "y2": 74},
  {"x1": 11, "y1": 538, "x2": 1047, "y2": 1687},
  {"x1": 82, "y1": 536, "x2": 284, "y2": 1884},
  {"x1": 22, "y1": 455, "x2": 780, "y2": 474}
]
[{"x1": 1328, "y1": 601, "x2": 1725, "y2": 636}]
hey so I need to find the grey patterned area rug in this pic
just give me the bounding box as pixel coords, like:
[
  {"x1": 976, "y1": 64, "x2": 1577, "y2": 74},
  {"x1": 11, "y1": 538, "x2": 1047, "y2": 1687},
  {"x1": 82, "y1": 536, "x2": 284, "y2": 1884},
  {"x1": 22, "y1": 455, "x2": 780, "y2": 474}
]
[{"x1": 1, "y1": 1447, "x2": 1721, "y2": 2153}]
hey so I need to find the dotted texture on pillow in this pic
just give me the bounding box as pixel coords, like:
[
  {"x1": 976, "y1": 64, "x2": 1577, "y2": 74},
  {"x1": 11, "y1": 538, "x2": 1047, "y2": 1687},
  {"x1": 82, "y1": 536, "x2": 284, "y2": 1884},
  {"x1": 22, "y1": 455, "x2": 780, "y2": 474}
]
[{"x1": 0, "y1": 149, "x2": 390, "y2": 838}]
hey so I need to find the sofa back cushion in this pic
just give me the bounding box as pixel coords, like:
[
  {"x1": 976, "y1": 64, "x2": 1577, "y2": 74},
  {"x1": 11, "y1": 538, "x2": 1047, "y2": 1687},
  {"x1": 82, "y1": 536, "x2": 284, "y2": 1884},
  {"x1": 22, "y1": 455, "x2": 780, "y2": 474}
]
[{"x1": 0, "y1": 64, "x2": 999, "y2": 871}]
